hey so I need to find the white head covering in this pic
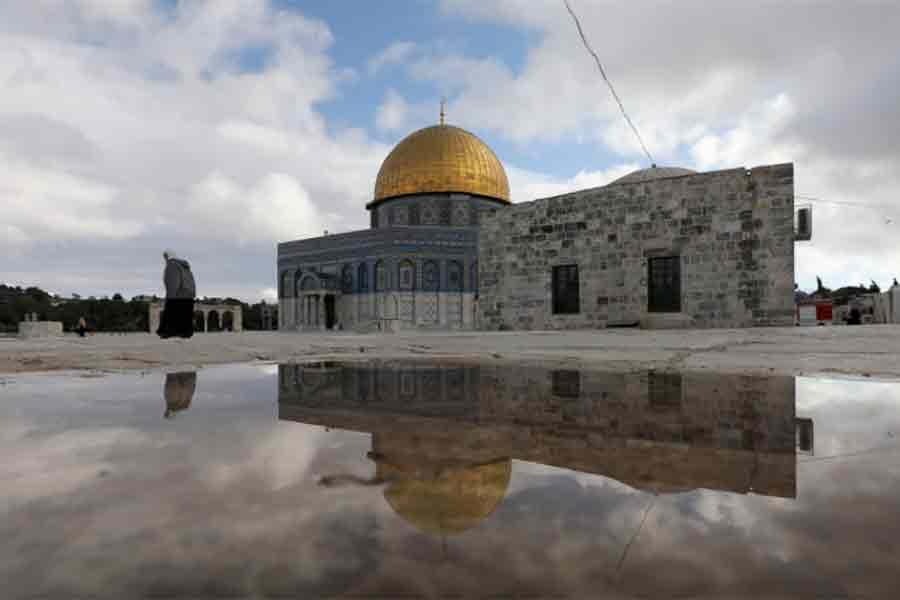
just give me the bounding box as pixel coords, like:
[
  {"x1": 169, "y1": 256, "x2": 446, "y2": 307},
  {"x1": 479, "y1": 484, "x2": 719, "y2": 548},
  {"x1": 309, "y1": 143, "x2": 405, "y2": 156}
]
[{"x1": 163, "y1": 248, "x2": 177, "y2": 260}]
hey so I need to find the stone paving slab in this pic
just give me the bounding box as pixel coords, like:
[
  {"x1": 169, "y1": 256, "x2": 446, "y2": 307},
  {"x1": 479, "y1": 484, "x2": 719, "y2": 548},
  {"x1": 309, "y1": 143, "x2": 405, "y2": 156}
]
[{"x1": 2, "y1": 326, "x2": 900, "y2": 377}]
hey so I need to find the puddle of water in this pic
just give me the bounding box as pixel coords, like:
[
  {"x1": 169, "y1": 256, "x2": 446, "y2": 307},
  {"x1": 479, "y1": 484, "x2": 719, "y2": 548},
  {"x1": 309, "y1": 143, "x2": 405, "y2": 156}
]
[{"x1": 2, "y1": 360, "x2": 900, "y2": 598}]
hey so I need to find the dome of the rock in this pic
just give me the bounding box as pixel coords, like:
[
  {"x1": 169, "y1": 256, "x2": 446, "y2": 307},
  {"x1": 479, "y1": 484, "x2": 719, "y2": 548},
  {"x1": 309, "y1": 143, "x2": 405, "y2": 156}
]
[
  {"x1": 372, "y1": 125, "x2": 510, "y2": 206},
  {"x1": 609, "y1": 166, "x2": 696, "y2": 186}
]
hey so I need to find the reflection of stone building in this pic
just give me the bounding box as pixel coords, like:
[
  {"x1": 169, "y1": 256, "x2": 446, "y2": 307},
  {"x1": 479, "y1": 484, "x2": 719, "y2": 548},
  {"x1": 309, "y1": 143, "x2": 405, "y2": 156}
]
[{"x1": 279, "y1": 361, "x2": 809, "y2": 536}]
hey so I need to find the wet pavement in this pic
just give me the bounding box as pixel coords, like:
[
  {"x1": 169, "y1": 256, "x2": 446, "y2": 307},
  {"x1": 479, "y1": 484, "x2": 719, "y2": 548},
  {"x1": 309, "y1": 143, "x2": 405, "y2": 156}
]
[{"x1": 2, "y1": 361, "x2": 900, "y2": 598}]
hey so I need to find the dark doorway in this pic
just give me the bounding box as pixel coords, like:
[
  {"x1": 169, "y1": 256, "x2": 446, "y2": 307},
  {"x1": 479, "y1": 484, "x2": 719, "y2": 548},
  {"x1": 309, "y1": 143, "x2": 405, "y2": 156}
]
[
  {"x1": 193, "y1": 311, "x2": 204, "y2": 332},
  {"x1": 552, "y1": 264, "x2": 580, "y2": 314},
  {"x1": 648, "y1": 256, "x2": 681, "y2": 313},
  {"x1": 324, "y1": 295, "x2": 336, "y2": 330},
  {"x1": 207, "y1": 311, "x2": 220, "y2": 332},
  {"x1": 222, "y1": 311, "x2": 234, "y2": 332}
]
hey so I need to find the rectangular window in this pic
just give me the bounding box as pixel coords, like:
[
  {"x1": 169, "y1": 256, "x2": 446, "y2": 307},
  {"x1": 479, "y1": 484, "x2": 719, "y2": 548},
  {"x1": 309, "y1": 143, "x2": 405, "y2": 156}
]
[
  {"x1": 552, "y1": 265, "x2": 580, "y2": 314},
  {"x1": 648, "y1": 256, "x2": 681, "y2": 313}
]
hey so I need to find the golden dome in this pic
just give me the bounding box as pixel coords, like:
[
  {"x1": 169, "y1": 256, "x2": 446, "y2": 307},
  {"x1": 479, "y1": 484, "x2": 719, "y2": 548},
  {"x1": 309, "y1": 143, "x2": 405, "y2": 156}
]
[
  {"x1": 378, "y1": 458, "x2": 512, "y2": 536},
  {"x1": 372, "y1": 125, "x2": 510, "y2": 205}
]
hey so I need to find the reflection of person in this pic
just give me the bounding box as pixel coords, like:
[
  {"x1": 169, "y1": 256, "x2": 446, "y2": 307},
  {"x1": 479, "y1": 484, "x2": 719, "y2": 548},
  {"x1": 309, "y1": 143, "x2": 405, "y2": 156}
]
[
  {"x1": 76, "y1": 317, "x2": 87, "y2": 337},
  {"x1": 164, "y1": 371, "x2": 197, "y2": 419},
  {"x1": 157, "y1": 249, "x2": 196, "y2": 339}
]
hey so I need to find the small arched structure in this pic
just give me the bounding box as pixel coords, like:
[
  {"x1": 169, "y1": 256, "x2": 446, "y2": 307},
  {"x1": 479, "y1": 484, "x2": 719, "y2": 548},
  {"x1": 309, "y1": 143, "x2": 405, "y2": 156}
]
[{"x1": 149, "y1": 302, "x2": 243, "y2": 334}]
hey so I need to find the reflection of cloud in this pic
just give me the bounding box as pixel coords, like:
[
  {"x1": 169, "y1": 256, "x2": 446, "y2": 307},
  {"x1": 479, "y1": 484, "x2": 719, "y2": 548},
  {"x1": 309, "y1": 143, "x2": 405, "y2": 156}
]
[
  {"x1": 205, "y1": 422, "x2": 327, "y2": 491},
  {"x1": 3, "y1": 369, "x2": 900, "y2": 597},
  {"x1": 0, "y1": 423, "x2": 155, "y2": 506}
]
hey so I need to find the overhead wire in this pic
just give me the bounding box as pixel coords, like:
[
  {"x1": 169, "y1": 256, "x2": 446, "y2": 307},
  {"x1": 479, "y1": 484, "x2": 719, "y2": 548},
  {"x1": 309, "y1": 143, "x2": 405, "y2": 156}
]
[{"x1": 562, "y1": 0, "x2": 655, "y2": 166}]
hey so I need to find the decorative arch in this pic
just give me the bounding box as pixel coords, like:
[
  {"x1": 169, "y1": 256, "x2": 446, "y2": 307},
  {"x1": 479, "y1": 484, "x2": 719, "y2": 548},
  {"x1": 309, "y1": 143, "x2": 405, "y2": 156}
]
[
  {"x1": 375, "y1": 260, "x2": 387, "y2": 292},
  {"x1": 398, "y1": 259, "x2": 415, "y2": 291},
  {"x1": 341, "y1": 264, "x2": 354, "y2": 294},
  {"x1": 294, "y1": 270, "x2": 304, "y2": 297},
  {"x1": 193, "y1": 311, "x2": 205, "y2": 332},
  {"x1": 222, "y1": 311, "x2": 234, "y2": 332},
  {"x1": 423, "y1": 260, "x2": 440, "y2": 292},
  {"x1": 207, "y1": 310, "x2": 221, "y2": 332},
  {"x1": 300, "y1": 274, "x2": 319, "y2": 291},
  {"x1": 357, "y1": 262, "x2": 369, "y2": 292},
  {"x1": 280, "y1": 271, "x2": 291, "y2": 298},
  {"x1": 447, "y1": 260, "x2": 463, "y2": 292}
]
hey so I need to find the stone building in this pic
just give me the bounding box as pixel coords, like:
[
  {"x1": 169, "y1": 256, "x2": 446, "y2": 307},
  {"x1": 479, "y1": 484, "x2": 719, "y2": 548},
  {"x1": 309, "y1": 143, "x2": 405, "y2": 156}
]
[
  {"x1": 149, "y1": 301, "x2": 242, "y2": 333},
  {"x1": 278, "y1": 360, "x2": 811, "y2": 536},
  {"x1": 278, "y1": 112, "x2": 797, "y2": 332},
  {"x1": 277, "y1": 118, "x2": 509, "y2": 332},
  {"x1": 478, "y1": 164, "x2": 796, "y2": 330}
]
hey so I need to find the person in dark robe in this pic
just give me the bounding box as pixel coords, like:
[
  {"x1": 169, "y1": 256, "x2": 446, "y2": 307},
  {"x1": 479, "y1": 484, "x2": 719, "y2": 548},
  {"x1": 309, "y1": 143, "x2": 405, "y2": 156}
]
[
  {"x1": 157, "y1": 249, "x2": 196, "y2": 339},
  {"x1": 164, "y1": 371, "x2": 197, "y2": 419}
]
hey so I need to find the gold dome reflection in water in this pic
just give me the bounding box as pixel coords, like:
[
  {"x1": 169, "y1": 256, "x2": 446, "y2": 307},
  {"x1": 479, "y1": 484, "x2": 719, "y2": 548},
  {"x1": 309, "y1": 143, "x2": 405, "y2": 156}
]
[
  {"x1": 373, "y1": 125, "x2": 511, "y2": 204},
  {"x1": 378, "y1": 458, "x2": 512, "y2": 536}
]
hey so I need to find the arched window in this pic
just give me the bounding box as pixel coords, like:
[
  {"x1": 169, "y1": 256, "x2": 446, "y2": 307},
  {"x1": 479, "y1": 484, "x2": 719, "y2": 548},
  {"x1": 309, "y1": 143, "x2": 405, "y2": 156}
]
[
  {"x1": 447, "y1": 260, "x2": 463, "y2": 292},
  {"x1": 398, "y1": 259, "x2": 415, "y2": 291},
  {"x1": 358, "y1": 262, "x2": 369, "y2": 292},
  {"x1": 294, "y1": 270, "x2": 303, "y2": 297},
  {"x1": 341, "y1": 264, "x2": 353, "y2": 294},
  {"x1": 300, "y1": 275, "x2": 318, "y2": 291},
  {"x1": 280, "y1": 272, "x2": 290, "y2": 298},
  {"x1": 375, "y1": 260, "x2": 386, "y2": 292},
  {"x1": 423, "y1": 260, "x2": 439, "y2": 292}
]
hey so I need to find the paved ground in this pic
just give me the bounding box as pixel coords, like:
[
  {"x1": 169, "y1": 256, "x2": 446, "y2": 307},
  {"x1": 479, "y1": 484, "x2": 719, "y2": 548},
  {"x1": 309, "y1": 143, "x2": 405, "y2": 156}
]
[{"x1": 2, "y1": 325, "x2": 900, "y2": 377}]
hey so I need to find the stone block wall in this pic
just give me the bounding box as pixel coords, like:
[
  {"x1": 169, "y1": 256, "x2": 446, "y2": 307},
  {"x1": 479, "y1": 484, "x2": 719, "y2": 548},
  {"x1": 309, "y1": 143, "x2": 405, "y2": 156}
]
[
  {"x1": 18, "y1": 321, "x2": 63, "y2": 338},
  {"x1": 477, "y1": 164, "x2": 795, "y2": 330}
]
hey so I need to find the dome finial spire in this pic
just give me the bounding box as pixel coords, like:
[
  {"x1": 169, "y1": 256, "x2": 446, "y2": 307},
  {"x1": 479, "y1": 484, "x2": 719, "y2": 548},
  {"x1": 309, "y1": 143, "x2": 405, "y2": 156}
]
[{"x1": 439, "y1": 97, "x2": 446, "y2": 126}]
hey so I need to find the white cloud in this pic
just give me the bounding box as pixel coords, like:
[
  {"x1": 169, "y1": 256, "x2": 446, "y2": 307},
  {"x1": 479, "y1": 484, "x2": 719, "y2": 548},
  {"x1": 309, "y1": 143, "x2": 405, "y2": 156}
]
[
  {"x1": 0, "y1": 1, "x2": 387, "y2": 300},
  {"x1": 375, "y1": 88, "x2": 410, "y2": 132},
  {"x1": 506, "y1": 162, "x2": 638, "y2": 202},
  {"x1": 367, "y1": 40, "x2": 416, "y2": 76},
  {"x1": 432, "y1": 0, "x2": 900, "y2": 291},
  {"x1": 0, "y1": 151, "x2": 144, "y2": 240},
  {"x1": 186, "y1": 171, "x2": 332, "y2": 244}
]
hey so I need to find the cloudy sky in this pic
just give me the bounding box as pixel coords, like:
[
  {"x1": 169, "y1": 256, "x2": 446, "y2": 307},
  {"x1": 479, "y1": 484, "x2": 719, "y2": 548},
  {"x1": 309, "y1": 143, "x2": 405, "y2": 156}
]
[{"x1": 2, "y1": 0, "x2": 899, "y2": 301}]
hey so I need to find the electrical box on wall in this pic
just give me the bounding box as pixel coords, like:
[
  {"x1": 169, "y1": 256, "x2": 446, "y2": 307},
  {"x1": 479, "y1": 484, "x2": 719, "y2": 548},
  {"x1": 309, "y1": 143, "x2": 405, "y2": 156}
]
[{"x1": 795, "y1": 205, "x2": 812, "y2": 241}]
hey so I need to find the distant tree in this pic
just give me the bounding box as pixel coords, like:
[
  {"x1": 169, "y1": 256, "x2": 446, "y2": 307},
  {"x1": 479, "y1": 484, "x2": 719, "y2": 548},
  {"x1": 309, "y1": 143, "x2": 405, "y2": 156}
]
[
  {"x1": 816, "y1": 276, "x2": 823, "y2": 293},
  {"x1": 893, "y1": 278, "x2": 899, "y2": 288},
  {"x1": 869, "y1": 280, "x2": 881, "y2": 294},
  {"x1": 112, "y1": 293, "x2": 124, "y2": 301}
]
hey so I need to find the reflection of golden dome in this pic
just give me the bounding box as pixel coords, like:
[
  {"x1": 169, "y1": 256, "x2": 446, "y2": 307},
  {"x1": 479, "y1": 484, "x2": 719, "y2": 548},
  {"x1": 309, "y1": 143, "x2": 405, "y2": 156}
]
[
  {"x1": 378, "y1": 459, "x2": 511, "y2": 536},
  {"x1": 371, "y1": 125, "x2": 510, "y2": 206}
]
